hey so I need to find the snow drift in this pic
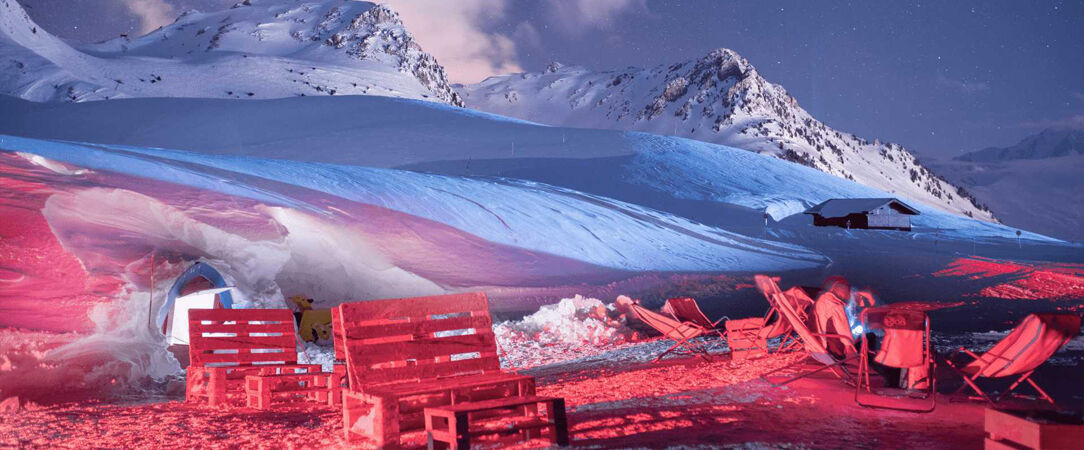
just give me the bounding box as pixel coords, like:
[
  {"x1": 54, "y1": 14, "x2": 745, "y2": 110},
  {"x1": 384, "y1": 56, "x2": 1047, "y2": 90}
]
[{"x1": 0, "y1": 135, "x2": 825, "y2": 402}]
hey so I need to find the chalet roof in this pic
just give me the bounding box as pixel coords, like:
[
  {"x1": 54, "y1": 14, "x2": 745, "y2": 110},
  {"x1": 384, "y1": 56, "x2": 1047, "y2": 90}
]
[{"x1": 803, "y1": 198, "x2": 920, "y2": 218}]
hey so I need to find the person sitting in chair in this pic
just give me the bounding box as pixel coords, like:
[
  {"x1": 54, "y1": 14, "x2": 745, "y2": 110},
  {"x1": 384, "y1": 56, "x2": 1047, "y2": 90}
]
[{"x1": 814, "y1": 276, "x2": 858, "y2": 359}]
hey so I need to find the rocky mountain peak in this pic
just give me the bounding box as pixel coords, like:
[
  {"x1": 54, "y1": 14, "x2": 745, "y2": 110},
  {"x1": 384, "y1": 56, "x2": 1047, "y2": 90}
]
[
  {"x1": 462, "y1": 48, "x2": 996, "y2": 221},
  {"x1": 0, "y1": 0, "x2": 463, "y2": 106}
]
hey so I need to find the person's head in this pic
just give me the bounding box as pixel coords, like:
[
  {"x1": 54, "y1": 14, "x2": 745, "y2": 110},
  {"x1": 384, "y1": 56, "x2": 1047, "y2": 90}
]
[{"x1": 822, "y1": 276, "x2": 851, "y2": 300}]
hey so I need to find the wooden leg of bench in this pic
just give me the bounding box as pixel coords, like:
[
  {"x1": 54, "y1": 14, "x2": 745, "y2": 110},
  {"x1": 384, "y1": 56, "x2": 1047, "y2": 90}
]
[
  {"x1": 185, "y1": 369, "x2": 203, "y2": 403},
  {"x1": 311, "y1": 375, "x2": 326, "y2": 403},
  {"x1": 552, "y1": 398, "x2": 570, "y2": 446},
  {"x1": 330, "y1": 366, "x2": 345, "y2": 407},
  {"x1": 259, "y1": 378, "x2": 272, "y2": 410},
  {"x1": 344, "y1": 391, "x2": 399, "y2": 448},
  {"x1": 207, "y1": 368, "x2": 227, "y2": 407},
  {"x1": 245, "y1": 377, "x2": 257, "y2": 409},
  {"x1": 453, "y1": 411, "x2": 470, "y2": 450}
]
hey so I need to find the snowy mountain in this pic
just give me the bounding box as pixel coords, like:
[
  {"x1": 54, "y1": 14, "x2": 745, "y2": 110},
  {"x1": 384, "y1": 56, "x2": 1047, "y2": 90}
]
[
  {"x1": 0, "y1": 0, "x2": 462, "y2": 105},
  {"x1": 929, "y1": 128, "x2": 1084, "y2": 241},
  {"x1": 955, "y1": 128, "x2": 1084, "y2": 162},
  {"x1": 461, "y1": 49, "x2": 994, "y2": 221}
]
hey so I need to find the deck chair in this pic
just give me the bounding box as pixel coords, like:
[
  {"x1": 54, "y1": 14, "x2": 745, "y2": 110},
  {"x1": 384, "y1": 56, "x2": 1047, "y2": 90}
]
[
  {"x1": 662, "y1": 297, "x2": 725, "y2": 338},
  {"x1": 945, "y1": 313, "x2": 1081, "y2": 407},
  {"x1": 736, "y1": 277, "x2": 814, "y2": 353},
  {"x1": 757, "y1": 275, "x2": 857, "y2": 386},
  {"x1": 855, "y1": 306, "x2": 936, "y2": 412},
  {"x1": 631, "y1": 304, "x2": 713, "y2": 362}
]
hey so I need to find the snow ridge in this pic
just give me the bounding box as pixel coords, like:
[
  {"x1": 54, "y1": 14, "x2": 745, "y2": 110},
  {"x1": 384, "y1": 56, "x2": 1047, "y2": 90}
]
[
  {"x1": 0, "y1": 0, "x2": 462, "y2": 105},
  {"x1": 462, "y1": 48, "x2": 995, "y2": 221}
]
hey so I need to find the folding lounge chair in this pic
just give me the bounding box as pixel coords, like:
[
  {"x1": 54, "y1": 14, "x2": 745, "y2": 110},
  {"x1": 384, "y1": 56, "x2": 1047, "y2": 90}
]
[
  {"x1": 855, "y1": 306, "x2": 936, "y2": 412},
  {"x1": 757, "y1": 275, "x2": 857, "y2": 386},
  {"x1": 662, "y1": 297, "x2": 725, "y2": 338},
  {"x1": 631, "y1": 304, "x2": 713, "y2": 362},
  {"x1": 738, "y1": 277, "x2": 814, "y2": 354},
  {"x1": 945, "y1": 313, "x2": 1081, "y2": 407}
]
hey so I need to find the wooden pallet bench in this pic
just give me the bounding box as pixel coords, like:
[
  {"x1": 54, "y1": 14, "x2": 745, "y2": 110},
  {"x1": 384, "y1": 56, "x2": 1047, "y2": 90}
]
[
  {"x1": 335, "y1": 292, "x2": 541, "y2": 448},
  {"x1": 424, "y1": 395, "x2": 569, "y2": 450},
  {"x1": 185, "y1": 308, "x2": 323, "y2": 407},
  {"x1": 985, "y1": 408, "x2": 1084, "y2": 450}
]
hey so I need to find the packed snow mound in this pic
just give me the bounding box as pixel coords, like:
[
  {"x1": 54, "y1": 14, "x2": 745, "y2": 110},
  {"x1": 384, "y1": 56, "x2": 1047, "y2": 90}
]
[
  {"x1": 0, "y1": 0, "x2": 461, "y2": 105},
  {"x1": 0, "y1": 133, "x2": 827, "y2": 333},
  {"x1": 0, "y1": 135, "x2": 831, "y2": 401},
  {"x1": 462, "y1": 48, "x2": 995, "y2": 222},
  {"x1": 494, "y1": 295, "x2": 641, "y2": 369}
]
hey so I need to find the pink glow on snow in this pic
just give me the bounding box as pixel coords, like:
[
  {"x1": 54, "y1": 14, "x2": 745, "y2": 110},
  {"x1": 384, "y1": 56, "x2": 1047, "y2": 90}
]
[{"x1": 934, "y1": 256, "x2": 1084, "y2": 301}]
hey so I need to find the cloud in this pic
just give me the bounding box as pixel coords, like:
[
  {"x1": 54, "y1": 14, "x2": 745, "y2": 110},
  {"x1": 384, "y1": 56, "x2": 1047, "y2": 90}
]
[
  {"x1": 117, "y1": 0, "x2": 175, "y2": 35},
  {"x1": 544, "y1": 0, "x2": 647, "y2": 37},
  {"x1": 384, "y1": 0, "x2": 522, "y2": 84},
  {"x1": 384, "y1": 0, "x2": 647, "y2": 83},
  {"x1": 1020, "y1": 114, "x2": 1084, "y2": 130},
  {"x1": 935, "y1": 74, "x2": 989, "y2": 94},
  {"x1": 1073, "y1": 92, "x2": 1084, "y2": 102}
]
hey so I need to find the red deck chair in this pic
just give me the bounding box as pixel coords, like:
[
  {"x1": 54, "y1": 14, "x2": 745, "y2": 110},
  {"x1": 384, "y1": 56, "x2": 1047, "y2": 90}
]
[
  {"x1": 631, "y1": 304, "x2": 713, "y2": 362},
  {"x1": 739, "y1": 277, "x2": 814, "y2": 353},
  {"x1": 662, "y1": 297, "x2": 725, "y2": 338},
  {"x1": 757, "y1": 275, "x2": 857, "y2": 386},
  {"x1": 945, "y1": 313, "x2": 1081, "y2": 407},
  {"x1": 855, "y1": 306, "x2": 936, "y2": 412}
]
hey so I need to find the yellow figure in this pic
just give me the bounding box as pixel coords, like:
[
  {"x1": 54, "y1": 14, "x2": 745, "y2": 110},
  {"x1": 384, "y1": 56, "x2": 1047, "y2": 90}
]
[{"x1": 288, "y1": 295, "x2": 333, "y2": 342}]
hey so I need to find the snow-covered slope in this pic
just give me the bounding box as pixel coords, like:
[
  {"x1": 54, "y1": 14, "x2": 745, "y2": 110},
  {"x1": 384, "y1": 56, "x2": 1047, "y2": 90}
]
[
  {"x1": 930, "y1": 129, "x2": 1084, "y2": 241},
  {"x1": 0, "y1": 0, "x2": 461, "y2": 105},
  {"x1": 955, "y1": 128, "x2": 1084, "y2": 162},
  {"x1": 0, "y1": 134, "x2": 826, "y2": 330},
  {"x1": 461, "y1": 49, "x2": 994, "y2": 221},
  {"x1": 0, "y1": 94, "x2": 1041, "y2": 243}
]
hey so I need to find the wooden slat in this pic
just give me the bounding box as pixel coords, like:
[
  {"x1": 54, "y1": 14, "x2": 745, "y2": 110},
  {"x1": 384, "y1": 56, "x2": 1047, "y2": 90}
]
[
  {"x1": 371, "y1": 372, "x2": 529, "y2": 396},
  {"x1": 344, "y1": 314, "x2": 492, "y2": 341},
  {"x1": 187, "y1": 309, "x2": 300, "y2": 369},
  {"x1": 189, "y1": 335, "x2": 295, "y2": 351},
  {"x1": 189, "y1": 308, "x2": 294, "y2": 322},
  {"x1": 332, "y1": 306, "x2": 346, "y2": 361},
  {"x1": 437, "y1": 395, "x2": 556, "y2": 413},
  {"x1": 346, "y1": 332, "x2": 496, "y2": 365},
  {"x1": 191, "y1": 350, "x2": 297, "y2": 365},
  {"x1": 338, "y1": 293, "x2": 488, "y2": 323},
  {"x1": 360, "y1": 356, "x2": 502, "y2": 384},
  {"x1": 189, "y1": 322, "x2": 293, "y2": 334}
]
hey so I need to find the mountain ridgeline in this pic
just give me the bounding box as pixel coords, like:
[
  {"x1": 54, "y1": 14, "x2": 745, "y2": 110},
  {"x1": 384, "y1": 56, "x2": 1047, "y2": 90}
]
[
  {"x1": 462, "y1": 49, "x2": 995, "y2": 222},
  {"x1": 0, "y1": 0, "x2": 462, "y2": 105}
]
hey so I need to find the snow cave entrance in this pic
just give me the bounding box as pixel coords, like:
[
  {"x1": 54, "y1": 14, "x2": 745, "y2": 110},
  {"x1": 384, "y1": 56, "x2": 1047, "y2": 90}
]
[{"x1": 158, "y1": 262, "x2": 237, "y2": 366}]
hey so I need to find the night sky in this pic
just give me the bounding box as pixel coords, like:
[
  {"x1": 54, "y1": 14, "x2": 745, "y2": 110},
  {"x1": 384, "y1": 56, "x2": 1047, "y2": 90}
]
[{"x1": 15, "y1": 0, "x2": 1084, "y2": 157}]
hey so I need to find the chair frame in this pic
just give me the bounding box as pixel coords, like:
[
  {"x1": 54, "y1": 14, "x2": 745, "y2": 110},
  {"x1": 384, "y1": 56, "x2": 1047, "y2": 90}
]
[
  {"x1": 854, "y1": 307, "x2": 936, "y2": 413},
  {"x1": 946, "y1": 349, "x2": 1057, "y2": 406},
  {"x1": 942, "y1": 313, "x2": 1081, "y2": 408},
  {"x1": 662, "y1": 297, "x2": 726, "y2": 339},
  {"x1": 756, "y1": 276, "x2": 857, "y2": 386},
  {"x1": 631, "y1": 304, "x2": 713, "y2": 362}
]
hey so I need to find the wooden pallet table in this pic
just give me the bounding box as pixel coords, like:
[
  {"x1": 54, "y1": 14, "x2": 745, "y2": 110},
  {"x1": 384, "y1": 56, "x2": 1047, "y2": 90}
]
[
  {"x1": 985, "y1": 408, "x2": 1084, "y2": 450},
  {"x1": 424, "y1": 396, "x2": 569, "y2": 450}
]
